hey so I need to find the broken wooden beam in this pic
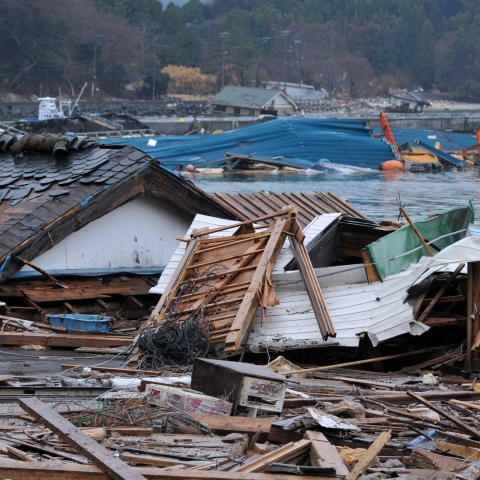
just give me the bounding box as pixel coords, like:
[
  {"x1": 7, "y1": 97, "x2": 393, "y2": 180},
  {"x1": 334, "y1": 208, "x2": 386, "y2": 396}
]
[
  {"x1": 0, "y1": 332, "x2": 133, "y2": 348},
  {"x1": 289, "y1": 219, "x2": 336, "y2": 340},
  {"x1": 0, "y1": 459, "x2": 329, "y2": 480},
  {"x1": 305, "y1": 430, "x2": 348, "y2": 475},
  {"x1": 407, "y1": 390, "x2": 480, "y2": 438},
  {"x1": 19, "y1": 397, "x2": 147, "y2": 480},
  {"x1": 344, "y1": 431, "x2": 392, "y2": 480},
  {"x1": 418, "y1": 263, "x2": 465, "y2": 324},
  {"x1": 235, "y1": 439, "x2": 311, "y2": 473},
  {"x1": 190, "y1": 414, "x2": 275, "y2": 441}
]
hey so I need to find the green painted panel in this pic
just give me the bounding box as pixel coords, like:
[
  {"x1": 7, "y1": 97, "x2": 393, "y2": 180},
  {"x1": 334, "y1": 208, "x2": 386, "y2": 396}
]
[{"x1": 365, "y1": 201, "x2": 474, "y2": 280}]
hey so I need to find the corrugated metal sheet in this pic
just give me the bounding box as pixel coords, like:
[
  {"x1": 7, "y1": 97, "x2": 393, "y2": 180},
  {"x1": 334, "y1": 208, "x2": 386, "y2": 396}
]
[
  {"x1": 374, "y1": 127, "x2": 478, "y2": 151},
  {"x1": 247, "y1": 261, "x2": 431, "y2": 352},
  {"x1": 101, "y1": 118, "x2": 397, "y2": 170},
  {"x1": 213, "y1": 191, "x2": 368, "y2": 228}
]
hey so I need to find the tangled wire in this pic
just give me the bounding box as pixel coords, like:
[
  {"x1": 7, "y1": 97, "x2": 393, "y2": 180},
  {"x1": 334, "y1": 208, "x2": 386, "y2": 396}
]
[
  {"x1": 135, "y1": 265, "x2": 233, "y2": 370},
  {"x1": 137, "y1": 316, "x2": 210, "y2": 370}
]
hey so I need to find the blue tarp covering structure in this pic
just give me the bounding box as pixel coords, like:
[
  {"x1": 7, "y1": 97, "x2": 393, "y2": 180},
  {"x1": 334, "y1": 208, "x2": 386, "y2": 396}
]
[
  {"x1": 374, "y1": 127, "x2": 477, "y2": 151},
  {"x1": 102, "y1": 118, "x2": 397, "y2": 170}
]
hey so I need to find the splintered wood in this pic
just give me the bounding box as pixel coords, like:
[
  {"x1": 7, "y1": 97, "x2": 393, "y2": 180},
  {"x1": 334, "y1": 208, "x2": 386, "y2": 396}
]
[{"x1": 146, "y1": 207, "x2": 336, "y2": 356}]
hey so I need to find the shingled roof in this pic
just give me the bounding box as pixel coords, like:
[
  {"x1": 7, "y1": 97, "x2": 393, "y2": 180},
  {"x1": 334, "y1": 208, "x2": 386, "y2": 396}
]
[{"x1": 0, "y1": 133, "x2": 236, "y2": 280}]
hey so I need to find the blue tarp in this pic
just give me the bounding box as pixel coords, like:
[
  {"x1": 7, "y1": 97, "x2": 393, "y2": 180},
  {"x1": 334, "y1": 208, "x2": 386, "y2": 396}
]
[
  {"x1": 101, "y1": 118, "x2": 397, "y2": 170},
  {"x1": 374, "y1": 128, "x2": 477, "y2": 151}
]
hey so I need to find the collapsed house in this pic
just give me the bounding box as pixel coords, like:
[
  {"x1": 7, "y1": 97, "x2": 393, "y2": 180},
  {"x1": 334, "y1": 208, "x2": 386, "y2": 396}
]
[
  {"x1": 0, "y1": 132, "x2": 235, "y2": 339},
  {"x1": 210, "y1": 86, "x2": 297, "y2": 117}
]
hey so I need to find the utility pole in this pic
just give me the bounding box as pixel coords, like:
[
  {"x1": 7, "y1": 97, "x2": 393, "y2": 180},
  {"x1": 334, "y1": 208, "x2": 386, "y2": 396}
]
[
  {"x1": 92, "y1": 34, "x2": 103, "y2": 99},
  {"x1": 295, "y1": 32, "x2": 304, "y2": 88},
  {"x1": 282, "y1": 31, "x2": 290, "y2": 92},
  {"x1": 329, "y1": 33, "x2": 333, "y2": 95},
  {"x1": 220, "y1": 31, "x2": 228, "y2": 89},
  {"x1": 152, "y1": 68, "x2": 156, "y2": 100}
]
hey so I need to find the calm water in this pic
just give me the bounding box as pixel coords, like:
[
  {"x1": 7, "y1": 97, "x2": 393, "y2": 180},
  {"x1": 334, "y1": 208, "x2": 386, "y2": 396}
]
[{"x1": 191, "y1": 169, "x2": 480, "y2": 222}]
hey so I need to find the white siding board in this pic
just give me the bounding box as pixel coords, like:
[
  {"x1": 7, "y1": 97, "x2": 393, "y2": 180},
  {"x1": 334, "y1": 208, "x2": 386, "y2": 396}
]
[{"x1": 21, "y1": 196, "x2": 193, "y2": 271}]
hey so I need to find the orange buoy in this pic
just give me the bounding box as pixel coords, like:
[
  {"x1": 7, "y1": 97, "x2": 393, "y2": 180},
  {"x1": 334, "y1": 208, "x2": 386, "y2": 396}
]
[
  {"x1": 186, "y1": 164, "x2": 195, "y2": 172},
  {"x1": 379, "y1": 160, "x2": 404, "y2": 171}
]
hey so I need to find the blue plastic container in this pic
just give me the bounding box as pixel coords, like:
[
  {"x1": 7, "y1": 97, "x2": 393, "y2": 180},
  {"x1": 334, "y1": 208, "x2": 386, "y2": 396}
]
[{"x1": 46, "y1": 314, "x2": 112, "y2": 333}]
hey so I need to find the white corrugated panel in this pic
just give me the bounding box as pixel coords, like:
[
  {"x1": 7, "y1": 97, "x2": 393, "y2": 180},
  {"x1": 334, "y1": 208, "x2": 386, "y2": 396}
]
[{"x1": 248, "y1": 260, "x2": 430, "y2": 352}]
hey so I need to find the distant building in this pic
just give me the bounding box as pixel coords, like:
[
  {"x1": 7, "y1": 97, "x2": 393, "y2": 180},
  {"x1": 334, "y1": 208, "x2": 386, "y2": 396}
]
[
  {"x1": 210, "y1": 86, "x2": 297, "y2": 117},
  {"x1": 387, "y1": 91, "x2": 431, "y2": 113},
  {"x1": 266, "y1": 82, "x2": 328, "y2": 101}
]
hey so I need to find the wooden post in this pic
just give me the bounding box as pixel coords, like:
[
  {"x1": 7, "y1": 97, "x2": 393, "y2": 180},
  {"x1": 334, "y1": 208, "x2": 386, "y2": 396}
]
[
  {"x1": 417, "y1": 263, "x2": 465, "y2": 324},
  {"x1": 407, "y1": 390, "x2": 480, "y2": 439},
  {"x1": 399, "y1": 207, "x2": 434, "y2": 256},
  {"x1": 468, "y1": 262, "x2": 480, "y2": 370}
]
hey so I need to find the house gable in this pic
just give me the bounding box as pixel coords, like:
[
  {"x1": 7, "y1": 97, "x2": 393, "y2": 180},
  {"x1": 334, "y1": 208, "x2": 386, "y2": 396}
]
[
  {"x1": 20, "y1": 196, "x2": 193, "y2": 271},
  {"x1": 0, "y1": 133, "x2": 236, "y2": 280}
]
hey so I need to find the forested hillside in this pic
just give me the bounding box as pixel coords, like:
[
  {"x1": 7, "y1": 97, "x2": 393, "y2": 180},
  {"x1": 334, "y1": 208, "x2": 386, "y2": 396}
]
[{"x1": 1, "y1": 0, "x2": 480, "y2": 101}]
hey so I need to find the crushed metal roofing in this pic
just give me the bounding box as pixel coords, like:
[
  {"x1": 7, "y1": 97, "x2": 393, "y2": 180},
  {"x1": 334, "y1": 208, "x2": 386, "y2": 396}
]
[
  {"x1": 209, "y1": 86, "x2": 295, "y2": 108},
  {"x1": 102, "y1": 118, "x2": 398, "y2": 170},
  {"x1": 212, "y1": 191, "x2": 368, "y2": 228},
  {"x1": 390, "y1": 91, "x2": 431, "y2": 106},
  {"x1": 378, "y1": 128, "x2": 478, "y2": 151},
  {"x1": 0, "y1": 132, "x2": 235, "y2": 265}
]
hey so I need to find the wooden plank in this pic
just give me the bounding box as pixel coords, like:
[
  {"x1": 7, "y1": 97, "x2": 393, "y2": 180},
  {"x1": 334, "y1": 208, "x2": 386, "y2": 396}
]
[
  {"x1": 225, "y1": 210, "x2": 294, "y2": 352},
  {"x1": 0, "y1": 458, "x2": 330, "y2": 480},
  {"x1": 2, "y1": 436, "x2": 89, "y2": 463},
  {"x1": 190, "y1": 414, "x2": 274, "y2": 441},
  {"x1": 235, "y1": 440, "x2": 311, "y2": 473},
  {"x1": 7, "y1": 445, "x2": 36, "y2": 462},
  {"x1": 469, "y1": 262, "x2": 480, "y2": 369},
  {"x1": 422, "y1": 295, "x2": 465, "y2": 305},
  {"x1": 401, "y1": 352, "x2": 461, "y2": 372},
  {"x1": 361, "y1": 249, "x2": 380, "y2": 283},
  {"x1": 435, "y1": 440, "x2": 480, "y2": 461},
  {"x1": 407, "y1": 448, "x2": 467, "y2": 472},
  {"x1": 333, "y1": 376, "x2": 393, "y2": 389},
  {"x1": 407, "y1": 390, "x2": 480, "y2": 438},
  {"x1": 418, "y1": 263, "x2": 465, "y2": 324},
  {"x1": 19, "y1": 397, "x2": 147, "y2": 480},
  {"x1": 423, "y1": 317, "x2": 458, "y2": 327},
  {"x1": 119, "y1": 453, "x2": 204, "y2": 467},
  {"x1": 0, "y1": 332, "x2": 133, "y2": 348},
  {"x1": 305, "y1": 430, "x2": 348, "y2": 475},
  {"x1": 344, "y1": 431, "x2": 392, "y2": 480},
  {"x1": 289, "y1": 220, "x2": 335, "y2": 340},
  {"x1": 413, "y1": 290, "x2": 429, "y2": 319}
]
